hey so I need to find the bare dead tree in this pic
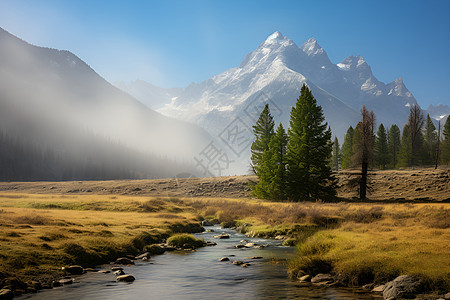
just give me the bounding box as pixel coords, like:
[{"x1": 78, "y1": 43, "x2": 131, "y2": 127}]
[
  {"x1": 408, "y1": 104, "x2": 424, "y2": 166},
  {"x1": 353, "y1": 105, "x2": 375, "y2": 200}
]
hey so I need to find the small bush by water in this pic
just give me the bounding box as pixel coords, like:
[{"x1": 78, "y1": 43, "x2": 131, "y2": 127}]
[{"x1": 166, "y1": 234, "x2": 205, "y2": 249}]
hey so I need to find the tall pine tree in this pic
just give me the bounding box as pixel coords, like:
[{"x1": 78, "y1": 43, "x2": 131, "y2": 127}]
[
  {"x1": 250, "y1": 104, "x2": 274, "y2": 175},
  {"x1": 399, "y1": 124, "x2": 412, "y2": 167},
  {"x1": 442, "y1": 117, "x2": 450, "y2": 164},
  {"x1": 341, "y1": 126, "x2": 354, "y2": 169},
  {"x1": 331, "y1": 136, "x2": 341, "y2": 171},
  {"x1": 268, "y1": 124, "x2": 288, "y2": 200},
  {"x1": 252, "y1": 147, "x2": 274, "y2": 199},
  {"x1": 252, "y1": 123, "x2": 288, "y2": 200},
  {"x1": 388, "y1": 124, "x2": 401, "y2": 168},
  {"x1": 424, "y1": 114, "x2": 437, "y2": 165},
  {"x1": 286, "y1": 84, "x2": 336, "y2": 201},
  {"x1": 375, "y1": 123, "x2": 389, "y2": 169}
]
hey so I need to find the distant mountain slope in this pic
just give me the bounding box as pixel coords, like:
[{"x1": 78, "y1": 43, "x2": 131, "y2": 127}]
[
  {"x1": 115, "y1": 80, "x2": 183, "y2": 110},
  {"x1": 425, "y1": 104, "x2": 450, "y2": 124},
  {"x1": 0, "y1": 28, "x2": 213, "y2": 180}
]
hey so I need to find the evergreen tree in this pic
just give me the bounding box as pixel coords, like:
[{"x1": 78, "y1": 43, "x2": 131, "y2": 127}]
[
  {"x1": 252, "y1": 123, "x2": 288, "y2": 200},
  {"x1": 286, "y1": 84, "x2": 336, "y2": 201},
  {"x1": 442, "y1": 117, "x2": 450, "y2": 164},
  {"x1": 375, "y1": 123, "x2": 389, "y2": 169},
  {"x1": 388, "y1": 124, "x2": 401, "y2": 168},
  {"x1": 250, "y1": 104, "x2": 275, "y2": 175},
  {"x1": 341, "y1": 126, "x2": 354, "y2": 169},
  {"x1": 435, "y1": 120, "x2": 442, "y2": 168},
  {"x1": 331, "y1": 136, "x2": 341, "y2": 171},
  {"x1": 399, "y1": 124, "x2": 412, "y2": 167},
  {"x1": 424, "y1": 114, "x2": 437, "y2": 165},
  {"x1": 252, "y1": 147, "x2": 274, "y2": 199},
  {"x1": 268, "y1": 124, "x2": 288, "y2": 199}
]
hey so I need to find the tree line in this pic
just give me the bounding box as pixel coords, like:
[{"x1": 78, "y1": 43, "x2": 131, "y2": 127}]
[
  {"x1": 250, "y1": 85, "x2": 450, "y2": 201},
  {"x1": 335, "y1": 104, "x2": 450, "y2": 171},
  {"x1": 0, "y1": 130, "x2": 195, "y2": 181}
]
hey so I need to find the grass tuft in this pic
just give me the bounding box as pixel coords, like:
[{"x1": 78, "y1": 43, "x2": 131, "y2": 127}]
[{"x1": 166, "y1": 234, "x2": 205, "y2": 249}]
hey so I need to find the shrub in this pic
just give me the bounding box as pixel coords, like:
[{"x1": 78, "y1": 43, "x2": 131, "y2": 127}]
[
  {"x1": 169, "y1": 222, "x2": 204, "y2": 233},
  {"x1": 128, "y1": 231, "x2": 167, "y2": 252},
  {"x1": 221, "y1": 221, "x2": 236, "y2": 228},
  {"x1": 166, "y1": 234, "x2": 205, "y2": 249}
]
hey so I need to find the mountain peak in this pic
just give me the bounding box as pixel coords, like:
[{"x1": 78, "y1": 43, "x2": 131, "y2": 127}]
[
  {"x1": 300, "y1": 37, "x2": 324, "y2": 56},
  {"x1": 337, "y1": 55, "x2": 369, "y2": 71},
  {"x1": 239, "y1": 31, "x2": 296, "y2": 68},
  {"x1": 263, "y1": 31, "x2": 286, "y2": 45},
  {"x1": 267, "y1": 31, "x2": 284, "y2": 40},
  {"x1": 394, "y1": 77, "x2": 404, "y2": 84},
  {"x1": 387, "y1": 77, "x2": 413, "y2": 98}
]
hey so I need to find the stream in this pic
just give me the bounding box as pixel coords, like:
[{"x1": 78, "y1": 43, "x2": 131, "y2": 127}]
[{"x1": 21, "y1": 226, "x2": 377, "y2": 299}]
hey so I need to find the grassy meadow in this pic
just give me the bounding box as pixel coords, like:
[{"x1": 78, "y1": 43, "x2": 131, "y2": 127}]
[
  {"x1": 0, "y1": 193, "x2": 201, "y2": 287},
  {"x1": 189, "y1": 198, "x2": 450, "y2": 291},
  {"x1": 0, "y1": 177, "x2": 449, "y2": 293}
]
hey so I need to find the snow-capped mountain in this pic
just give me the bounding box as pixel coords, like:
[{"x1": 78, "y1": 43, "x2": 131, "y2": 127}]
[
  {"x1": 425, "y1": 104, "x2": 450, "y2": 123},
  {"x1": 119, "y1": 32, "x2": 421, "y2": 136},
  {"x1": 118, "y1": 31, "x2": 426, "y2": 175}
]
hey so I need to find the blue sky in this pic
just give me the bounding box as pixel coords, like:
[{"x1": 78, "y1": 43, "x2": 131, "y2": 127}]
[{"x1": 1, "y1": 0, "x2": 449, "y2": 108}]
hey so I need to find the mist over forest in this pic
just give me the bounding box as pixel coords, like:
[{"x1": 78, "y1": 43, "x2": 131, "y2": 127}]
[{"x1": 0, "y1": 28, "x2": 211, "y2": 180}]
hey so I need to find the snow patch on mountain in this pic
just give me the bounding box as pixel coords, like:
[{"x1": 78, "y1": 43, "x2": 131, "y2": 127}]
[
  {"x1": 425, "y1": 103, "x2": 450, "y2": 122},
  {"x1": 300, "y1": 38, "x2": 324, "y2": 57},
  {"x1": 386, "y1": 78, "x2": 413, "y2": 98}
]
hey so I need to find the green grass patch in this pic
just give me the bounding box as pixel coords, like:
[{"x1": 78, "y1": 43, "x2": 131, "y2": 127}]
[{"x1": 166, "y1": 234, "x2": 205, "y2": 249}]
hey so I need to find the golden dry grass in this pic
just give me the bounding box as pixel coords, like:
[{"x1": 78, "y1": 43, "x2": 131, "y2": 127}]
[
  {"x1": 0, "y1": 193, "x2": 199, "y2": 286},
  {"x1": 185, "y1": 197, "x2": 450, "y2": 290}
]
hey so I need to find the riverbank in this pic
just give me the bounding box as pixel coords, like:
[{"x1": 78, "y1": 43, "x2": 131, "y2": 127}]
[
  {"x1": 190, "y1": 198, "x2": 450, "y2": 296},
  {"x1": 0, "y1": 168, "x2": 449, "y2": 298},
  {"x1": 0, "y1": 194, "x2": 206, "y2": 296}
]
